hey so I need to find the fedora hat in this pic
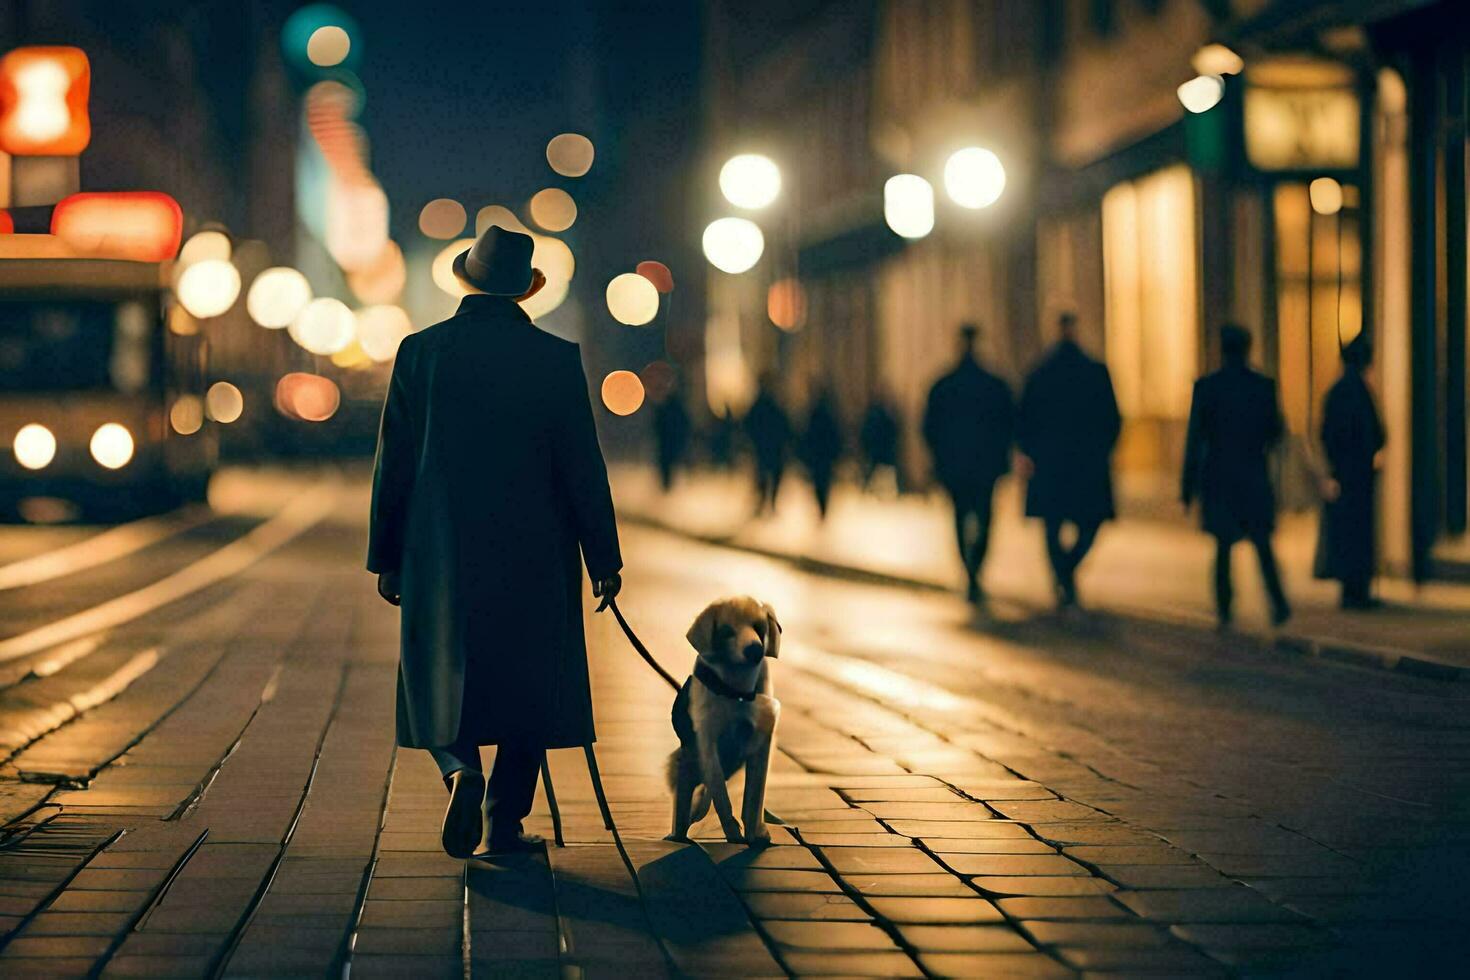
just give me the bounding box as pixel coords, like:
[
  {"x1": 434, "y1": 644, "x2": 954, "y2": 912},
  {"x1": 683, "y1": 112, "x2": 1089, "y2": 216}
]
[{"x1": 452, "y1": 225, "x2": 535, "y2": 296}]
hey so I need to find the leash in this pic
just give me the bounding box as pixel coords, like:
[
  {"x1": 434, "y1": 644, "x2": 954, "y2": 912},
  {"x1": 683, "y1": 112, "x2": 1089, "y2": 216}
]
[{"x1": 597, "y1": 595, "x2": 681, "y2": 693}]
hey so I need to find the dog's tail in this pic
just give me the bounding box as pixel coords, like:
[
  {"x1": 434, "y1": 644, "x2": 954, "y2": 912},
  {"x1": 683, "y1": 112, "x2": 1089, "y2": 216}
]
[{"x1": 666, "y1": 747, "x2": 712, "y2": 821}]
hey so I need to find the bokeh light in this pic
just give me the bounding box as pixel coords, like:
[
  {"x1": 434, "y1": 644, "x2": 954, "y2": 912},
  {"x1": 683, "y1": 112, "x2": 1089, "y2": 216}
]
[
  {"x1": 177, "y1": 259, "x2": 241, "y2": 318},
  {"x1": 636, "y1": 260, "x2": 674, "y2": 293},
  {"x1": 1177, "y1": 74, "x2": 1225, "y2": 114},
  {"x1": 330, "y1": 341, "x2": 372, "y2": 369},
  {"x1": 170, "y1": 396, "x2": 204, "y2": 435},
  {"x1": 943, "y1": 148, "x2": 1006, "y2": 209},
  {"x1": 432, "y1": 238, "x2": 476, "y2": 297},
  {"x1": 606, "y1": 272, "x2": 660, "y2": 326},
  {"x1": 702, "y1": 217, "x2": 764, "y2": 274},
  {"x1": 719, "y1": 154, "x2": 781, "y2": 209},
  {"x1": 276, "y1": 373, "x2": 341, "y2": 422},
  {"x1": 168, "y1": 305, "x2": 198, "y2": 336},
  {"x1": 178, "y1": 230, "x2": 231, "y2": 268},
  {"x1": 50, "y1": 191, "x2": 183, "y2": 262},
  {"x1": 205, "y1": 382, "x2": 244, "y2": 424},
  {"x1": 546, "y1": 133, "x2": 594, "y2": 177},
  {"x1": 419, "y1": 198, "x2": 467, "y2": 239},
  {"x1": 1309, "y1": 176, "x2": 1344, "y2": 216},
  {"x1": 246, "y1": 267, "x2": 312, "y2": 329},
  {"x1": 529, "y1": 188, "x2": 577, "y2": 232},
  {"x1": 601, "y1": 371, "x2": 646, "y2": 416},
  {"x1": 884, "y1": 174, "x2": 934, "y2": 238},
  {"x1": 326, "y1": 181, "x2": 388, "y2": 271},
  {"x1": 356, "y1": 304, "x2": 414, "y2": 362},
  {"x1": 12, "y1": 423, "x2": 56, "y2": 470},
  {"x1": 640, "y1": 361, "x2": 676, "y2": 402},
  {"x1": 521, "y1": 234, "x2": 575, "y2": 319},
  {"x1": 1193, "y1": 43, "x2": 1243, "y2": 77},
  {"x1": 347, "y1": 240, "x2": 406, "y2": 304},
  {"x1": 307, "y1": 25, "x2": 351, "y2": 67},
  {"x1": 475, "y1": 205, "x2": 529, "y2": 236},
  {"x1": 89, "y1": 423, "x2": 134, "y2": 469},
  {"x1": 767, "y1": 278, "x2": 807, "y2": 332},
  {"x1": 289, "y1": 297, "x2": 356, "y2": 354}
]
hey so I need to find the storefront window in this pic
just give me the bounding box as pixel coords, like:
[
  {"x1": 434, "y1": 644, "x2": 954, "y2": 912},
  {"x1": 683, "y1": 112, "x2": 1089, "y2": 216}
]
[{"x1": 1101, "y1": 164, "x2": 1198, "y2": 420}]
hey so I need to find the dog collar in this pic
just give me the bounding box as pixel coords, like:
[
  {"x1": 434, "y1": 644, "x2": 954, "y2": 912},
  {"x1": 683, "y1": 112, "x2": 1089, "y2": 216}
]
[{"x1": 694, "y1": 660, "x2": 758, "y2": 702}]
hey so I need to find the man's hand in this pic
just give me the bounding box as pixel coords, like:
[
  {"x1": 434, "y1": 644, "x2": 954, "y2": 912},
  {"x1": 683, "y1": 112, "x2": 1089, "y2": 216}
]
[
  {"x1": 1014, "y1": 452, "x2": 1035, "y2": 480},
  {"x1": 593, "y1": 573, "x2": 621, "y2": 612},
  {"x1": 377, "y1": 571, "x2": 402, "y2": 606}
]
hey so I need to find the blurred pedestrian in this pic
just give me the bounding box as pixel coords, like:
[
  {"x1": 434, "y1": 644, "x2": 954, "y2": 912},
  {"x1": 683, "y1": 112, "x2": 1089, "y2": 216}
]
[
  {"x1": 368, "y1": 226, "x2": 622, "y2": 858},
  {"x1": 1318, "y1": 335, "x2": 1385, "y2": 609},
  {"x1": 652, "y1": 387, "x2": 692, "y2": 492},
  {"x1": 708, "y1": 407, "x2": 738, "y2": 470},
  {"x1": 1017, "y1": 312, "x2": 1120, "y2": 608},
  {"x1": 1181, "y1": 323, "x2": 1291, "y2": 627},
  {"x1": 860, "y1": 392, "x2": 902, "y2": 492},
  {"x1": 744, "y1": 375, "x2": 791, "y2": 514},
  {"x1": 800, "y1": 387, "x2": 844, "y2": 518},
  {"x1": 923, "y1": 324, "x2": 1014, "y2": 604}
]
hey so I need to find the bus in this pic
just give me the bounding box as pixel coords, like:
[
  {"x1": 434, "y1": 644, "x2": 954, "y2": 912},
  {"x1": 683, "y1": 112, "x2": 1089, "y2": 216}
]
[{"x1": 0, "y1": 252, "x2": 214, "y2": 521}]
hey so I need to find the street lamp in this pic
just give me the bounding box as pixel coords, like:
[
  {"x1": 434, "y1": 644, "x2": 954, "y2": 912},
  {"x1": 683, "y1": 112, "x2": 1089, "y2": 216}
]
[
  {"x1": 719, "y1": 154, "x2": 781, "y2": 210},
  {"x1": 943, "y1": 148, "x2": 1006, "y2": 209}
]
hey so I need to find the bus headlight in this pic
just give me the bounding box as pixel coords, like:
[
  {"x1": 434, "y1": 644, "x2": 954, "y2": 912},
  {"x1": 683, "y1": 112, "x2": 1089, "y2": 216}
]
[
  {"x1": 13, "y1": 424, "x2": 57, "y2": 470},
  {"x1": 90, "y1": 423, "x2": 135, "y2": 469}
]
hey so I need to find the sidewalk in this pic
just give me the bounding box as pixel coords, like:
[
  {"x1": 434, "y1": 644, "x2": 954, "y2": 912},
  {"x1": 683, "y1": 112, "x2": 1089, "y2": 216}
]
[{"x1": 610, "y1": 464, "x2": 1470, "y2": 679}]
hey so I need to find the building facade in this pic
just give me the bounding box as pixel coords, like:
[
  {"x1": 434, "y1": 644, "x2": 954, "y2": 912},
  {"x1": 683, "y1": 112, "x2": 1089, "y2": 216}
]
[{"x1": 701, "y1": 0, "x2": 1468, "y2": 581}]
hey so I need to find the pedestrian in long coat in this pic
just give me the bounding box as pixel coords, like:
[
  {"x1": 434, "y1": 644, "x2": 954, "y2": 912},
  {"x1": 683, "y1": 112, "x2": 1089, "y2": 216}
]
[
  {"x1": 1319, "y1": 335, "x2": 1385, "y2": 609},
  {"x1": 1181, "y1": 324, "x2": 1290, "y2": 627},
  {"x1": 923, "y1": 324, "x2": 1015, "y2": 603},
  {"x1": 744, "y1": 378, "x2": 791, "y2": 514},
  {"x1": 368, "y1": 225, "x2": 622, "y2": 858},
  {"x1": 1017, "y1": 313, "x2": 1120, "y2": 606},
  {"x1": 800, "y1": 388, "x2": 844, "y2": 518}
]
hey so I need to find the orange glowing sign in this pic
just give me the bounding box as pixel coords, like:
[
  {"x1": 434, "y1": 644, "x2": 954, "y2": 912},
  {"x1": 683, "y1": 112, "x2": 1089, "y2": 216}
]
[
  {"x1": 51, "y1": 191, "x2": 184, "y2": 262},
  {"x1": 0, "y1": 47, "x2": 91, "y2": 156}
]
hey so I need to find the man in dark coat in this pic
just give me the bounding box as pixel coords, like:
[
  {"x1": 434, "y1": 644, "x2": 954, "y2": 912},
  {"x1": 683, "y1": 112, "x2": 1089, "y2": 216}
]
[
  {"x1": 859, "y1": 392, "x2": 901, "y2": 492},
  {"x1": 368, "y1": 226, "x2": 622, "y2": 858},
  {"x1": 1319, "y1": 334, "x2": 1385, "y2": 609},
  {"x1": 652, "y1": 387, "x2": 691, "y2": 492},
  {"x1": 1017, "y1": 313, "x2": 1120, "y2": 608},
  {"x1": 1181, "y1": 323, "x2": 1291, "y2": 627},
  {"x1": 744, "y1": 376, "x2": 791, "y2": 514},
  {"x1": 923, "y1": 324, "x2": 1015, "y2": 604},
  {"x1": 799, "y1": 387, "x2": 843, "y2": 518}
]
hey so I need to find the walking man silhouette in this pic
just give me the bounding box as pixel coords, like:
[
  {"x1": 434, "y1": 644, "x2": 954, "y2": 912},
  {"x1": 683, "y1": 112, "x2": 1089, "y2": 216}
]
[
  {"x1": 1017, "y1": 312, "x2": 1120, "y2": 608},
  {"x1": 923, "y1": 324, "x2": 1014, "y2": 604},
  {"x1": 745, "y1": 376, "x2": 791, "y2": 515},
  {"x1": 1319, "y1": 334, "x2": 1385, "y2": 609},
  {"x1": 368, "y1": 225, "x2": 623, "y2": 859},
  {"x1": 1181, "y1": 323, "x2": 1291, "y2": 627},
  {"x1": 800, "y1": 387, "x2": 843, "y2": 518}
]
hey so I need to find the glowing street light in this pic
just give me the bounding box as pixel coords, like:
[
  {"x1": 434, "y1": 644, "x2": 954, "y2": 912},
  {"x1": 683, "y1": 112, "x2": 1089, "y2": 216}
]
[
  {"x1": 719, "y1": 154, "x2": 781, "y2": 210},
  {"x1": 419, "y1": 198, "x2": 466, "y2": 239},
  {"x1": 606, "y1": 273, "x2": 659, "y2": 326},
  {"x1": 702, "y1": 217, "x2": 764, "y2": 274},
  {"x1": 1177, "y1": 74, "x2": 1225, "y2": 114},
  {"x1": 12, "y1": 424, "x2": 56, "y2": 470},
  {"x1": 89, "y1": 423, "x2": 134, "y2": 469},
  {"x1": 177, "y1": 259, "x2": 241, "y2": 318},
  {"x1": 247, "y1": 267, "x2": 312, "y2": 329},
  {"x1": 289, "y1": 297, "x2": 356, "y2": 355},
  {"x1": 884, "y1": 174, "x2": 934, "y2": 239},
  {"x1": 529, "y1": 188, "x2": 577, "y2": 232},
  {"x1": 205, "y1": 382, "x2": 244, "y2": 424},
  {"x1": 944, "y1": 148, "x2": 1006, "y2": 209},
  {"x1": 546, "y1": 133, "x2": 595, "y2": 177},
  {"x1": 307, "y1": 25, "x2": 351, "y2": 67}
]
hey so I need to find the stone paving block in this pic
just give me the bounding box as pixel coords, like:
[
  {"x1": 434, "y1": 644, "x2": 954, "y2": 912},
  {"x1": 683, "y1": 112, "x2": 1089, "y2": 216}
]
[
  {"x1": 1063, "y1": 844, "x2": 1194, "y2": 864},
  {"x1": 949, "y1": 780, "x2": 1057, "y2": 802},
  {"x1": 1116, "y1": 887, "x2": 1307, "y2": 923},
  {"x1": 360, "y1": 898, "x2": 464, "y2": 927},
  {"x1": 779, "y1": 949, "x2": 923, "y2": 976},
  {"x1": 353, "y1": 926, "x2": 462, "y2": 956},
  {"x1": 1170, "y1": 922, "x2": 1332, "y2": 949},
  {"x1": 0, "y1": 957, "x2": 96, "y2": 978},
  {"x1": 886, "y1": 820, "x2": 1032, "y2": 839},
  {"x1": 865, "y1": 896, "x2": 1005, "y2": 924},
  {"x1": 468, "y1": 928, "x2": 559, "y2": 960},
  {"x1": 22, "y1": 911, "x2": 132, "y2": 935},
  {"x1": 62, "y1": 868, "x2": 160, "y2": 891},
  {"x1": 897, "y1": 923, "x2": 1036, "y2": 953},
  {"x1": 840, "y1": 874, "x2": 979, "y2": 897},
  {"x1": 1195, "y1": 852, "x2": 1360, "y2": 877},
  {"x1": 861, "y1": 801, "x2": 993, "y2": 820},
  {"x1": 1021, "y1": 920, "x2": 1172, "y2": 947},
  {"x1": 366, "y1": 876, "x2": 463, "y2": 902},
  {"x1": 740, "y1": 891, "x2": 871, "y2": 921},
  {"x1": 1053, "y1": 944, "x2": 1227, "y2": 972},
  {"x1": 990, "y1": 800, "x2": 1109, "y2": 823},
  {"x1": 762, "y1": 919, "x2": 900, "y2": 950},
  {"x1": 941, "y1": 853, "x2": 1088, "y2": 877},
  {"x1": 995, "y1": 896, "x2": 1132, "y2": 920},
  {"x1": 1027, "y1": 822, "x2": 1158, "y2": 846},
  {"x1": 916, "y1": 950, "x2": 1073, "y2": 977},
  {"x1": 349, "y1": 953, "x2": 463, "y2": 977},
  {"x1": 48, "y1": 890, "x2": 150, "y2": 913},
  {"x1": 841, "y1": 787, "x2": 967, "y2": 803},
  {"x1": 702, "y1": 844, "x2": 823, "y2": 869},
  {"x1": 2, "y1": 935, "x2": 113, "y2": 957},
  {"x1": 801, "y1": 832, "x2": 915, "y2": 847},
  {"x1": 924, "y1": 837, "x2": 1057, "y2": 855},
  {"x1": 722, "y1": 868, "x2": 843, "y2": 893},
  {"x1": 970, "y1": 876, "x2": 1118, "y2": 897},
  {"x1": 1097, "y1": 863, "x2": 1238, "y2": 889},
  {"x1": 817, "y1": 847, "x2": 942, "y2": 875},
  {"x1": 114, "y1": 932, "x2": 223, "y2": 955}
]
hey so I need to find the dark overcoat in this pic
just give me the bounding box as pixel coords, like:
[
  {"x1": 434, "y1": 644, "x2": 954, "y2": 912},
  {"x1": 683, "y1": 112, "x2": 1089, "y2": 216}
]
[
  {"x1": 1017, "y1": 342, "x2": 1121, "y2": 523},
  {"x1": 922, "y1": 360, "x2": 1014, "y2": 495},
  {"x1": 367, "y1": 294, "x2": 622, "y2": 750},
  {"x1": 1181, "y1": 364, "x2": 1284, "y2": 540},
  {"x1": 1319, "y1": 371, "x2": 1385, "y2": 581}
]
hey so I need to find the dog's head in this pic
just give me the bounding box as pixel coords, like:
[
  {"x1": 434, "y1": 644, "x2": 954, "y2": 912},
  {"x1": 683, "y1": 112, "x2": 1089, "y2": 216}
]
[{"x1": 686, "y1": 596, "x2": 781, "y2": 668}]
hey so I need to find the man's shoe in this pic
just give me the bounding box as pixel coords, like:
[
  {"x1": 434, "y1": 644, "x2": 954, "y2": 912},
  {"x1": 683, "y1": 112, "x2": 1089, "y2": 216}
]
[
  {"x1": 484, "y1": 831, "x2": 545, "y2": 856},
  {"x1": 441, "y1": 769, "x2": 486, "y2": 859}
]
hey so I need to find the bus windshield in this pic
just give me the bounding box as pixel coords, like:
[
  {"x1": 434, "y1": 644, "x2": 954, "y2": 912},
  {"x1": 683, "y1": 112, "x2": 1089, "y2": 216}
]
[{"x1": 0, "y1": 297, "x2": 158, "y2": 394}]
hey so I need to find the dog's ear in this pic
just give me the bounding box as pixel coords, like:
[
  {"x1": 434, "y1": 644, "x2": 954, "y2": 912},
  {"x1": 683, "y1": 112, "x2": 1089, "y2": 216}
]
[
  {"x1": 762, "y1": 604, "x2": 782, "y2": 659},
  {"x1": 686, "y1": 603, "x2": 718, "y2": 654}
]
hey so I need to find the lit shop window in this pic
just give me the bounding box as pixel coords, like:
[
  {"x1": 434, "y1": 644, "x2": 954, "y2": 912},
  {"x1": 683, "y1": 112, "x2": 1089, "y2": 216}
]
[{"x1": 1101, "y1": 164, "x2": 1198, "y2": 420}]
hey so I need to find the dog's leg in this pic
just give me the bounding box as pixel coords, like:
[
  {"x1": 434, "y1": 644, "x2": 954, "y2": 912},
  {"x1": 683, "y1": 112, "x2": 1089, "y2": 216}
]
[
  {"x1": 666, "y1": 752, "x2": 697, "y2": 843},
  {"x1": 696, "y1": 730, "x2": 742, "y2": 843},
  {"x1": 742, "y1": 697, "x2": 780, "y2": 846}
]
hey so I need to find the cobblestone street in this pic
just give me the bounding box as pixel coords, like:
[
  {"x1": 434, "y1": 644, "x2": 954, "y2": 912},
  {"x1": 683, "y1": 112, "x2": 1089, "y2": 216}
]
[{"x1": 0, "y1": 470, "x2": 1466, "y2": 977}]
